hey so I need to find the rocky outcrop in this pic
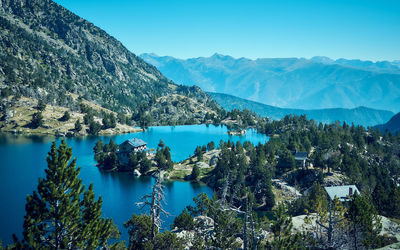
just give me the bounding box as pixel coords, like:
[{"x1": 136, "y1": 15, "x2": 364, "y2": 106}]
[
  {"x1": 173, "y1": 216, "x2": 214, "y2": 249},
  {"x1": 323, "y1": 172, "x2": 350, "y2": 186},
  {"x1": 272, "y1": 179, "x2": 302, "y2": 200}
]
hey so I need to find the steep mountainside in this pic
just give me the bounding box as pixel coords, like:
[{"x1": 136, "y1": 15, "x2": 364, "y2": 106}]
[
  {"x1": 0, "y1": 0, "x2": 220, "y2": 126},
  {"x1": 375, "y1": 113, "x2": 400, "y2": 134},
  {"x1": 209, "y1": 92, "x2": 394, "y2": 127},
  {"x1": 141, "y1": 53, "x2": 400, "y2": 112}
]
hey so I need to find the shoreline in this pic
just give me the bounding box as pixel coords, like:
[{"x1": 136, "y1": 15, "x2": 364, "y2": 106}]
[{"x1": 0, "y1": 126, "x2": 143, "y2": 138}]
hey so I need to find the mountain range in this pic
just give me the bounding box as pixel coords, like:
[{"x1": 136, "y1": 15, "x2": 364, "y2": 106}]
[
  {"x1": 0, "y1": 0, "x2": 221, "y2": 126},
  {"x1": 209, "y1": 92, "x2": 394, "y2": 127},
  {"x1": 141, "y1": 53, "x2": 400, "y2": 113}
]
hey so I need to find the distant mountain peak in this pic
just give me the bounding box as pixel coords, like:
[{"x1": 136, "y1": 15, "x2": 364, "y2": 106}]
[
  {"x1": 211, "y1": 52, "x2": 226, "y2": 57},
  {"x1": 310, "y1": 56, "x2": 335, "y2": 64},
  {"x1": 209, "y1": 53, "x2": 234, "y2": 60},
  {"x1": 141, "y1": 52, "x2": 159, "y2": 57}
]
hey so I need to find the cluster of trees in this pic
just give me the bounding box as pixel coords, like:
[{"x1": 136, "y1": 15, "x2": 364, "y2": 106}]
[
  {"x1": 154, "y1": 140, "x2": 173, "y2": 171},
  {"x1": 80, "y1": 103, "x2": 119, "y2": 135},
  {"x1": 93, "y1": 139, "x2": 119, "y2": 171},
  {"x1": 128, "y1": 150, "x2": 152, "y2": 174},
  {"x1": 193, "y1": 145, "x2": 207, "y2": 161},
  {"x1": 93, "y1": 139, "x2": 172, "y2": 174},
  {"x1": 3, "y1": 140, "x2": 396, "y2": 249},
  {"x1": 286, "y1": 182, "x2": 392, "y2": 249},
  {"x1": 246, "y1": 114, "x2": 400, "y2": 218},
  {"x1": 101, "y1": 111, "x2": 116, "y2": 129},
  {"x1": 205, "y1": 140, "x2": 275, "y2": 210},
  {"x1": 192, "y1": 141, "x2": 215, "y2": 163},
  {"x1": 26, "y1": 99, "x2": 118, "y2": 135}
]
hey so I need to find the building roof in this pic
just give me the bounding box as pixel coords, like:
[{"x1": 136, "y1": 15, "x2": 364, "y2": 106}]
[
  {"x1": 128, "y1": 138, "x2": 146, "y2": 147},
  {"x1": 294, "y1": 152, "x2": 308, "y2": 161},
  {"x1": 120, "y1": 138, "x2": 147, "y2": 148},
  {"x1": 324, "y1": 185, "x2": 359, "y2": 202}
]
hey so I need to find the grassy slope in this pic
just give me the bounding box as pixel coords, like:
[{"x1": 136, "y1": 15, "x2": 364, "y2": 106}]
[{"x1": 0, "y1": 96, "x2": 140, "y2": 136}]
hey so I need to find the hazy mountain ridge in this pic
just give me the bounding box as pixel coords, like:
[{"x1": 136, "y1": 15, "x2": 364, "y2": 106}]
[
  {"x1": 375, "y1": 113, "x2": 400, "y2": 134},
  {"x1": 209, "y1": 92, "x2": 394, "y2": 127},
  {"x1": 0, "y1": 0, "x2": 220, "y2": 125},
  {"x1": 141, "y1": 53, "x2": 400, "y2": 112}
]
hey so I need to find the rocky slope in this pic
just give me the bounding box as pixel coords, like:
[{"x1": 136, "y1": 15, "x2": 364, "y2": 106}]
[
  {"x1": 0, "y1": 0, "x2": 221, "y2": 128},
  {"x1": 0, "y1": 96, "x2": 140, "y2": 136}
]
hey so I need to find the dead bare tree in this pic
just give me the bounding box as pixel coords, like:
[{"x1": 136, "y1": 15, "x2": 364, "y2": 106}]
[
  {"x1": 315, "y1": 197, "x2": 346, "y2": 248},
  {"x1": 136, "y1": 171, "x2": 169, "y2": 240},
  {"x1": 218, "y1": 187, "x2": 263, "y2": 250}
]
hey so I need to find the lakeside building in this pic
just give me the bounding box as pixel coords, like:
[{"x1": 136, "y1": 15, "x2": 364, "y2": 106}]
[{"x1": 117, "y1": 138, "x2": 147, "y2": 165}]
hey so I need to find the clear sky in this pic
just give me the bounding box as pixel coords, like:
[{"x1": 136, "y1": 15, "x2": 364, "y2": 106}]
[{"x1": 53, "y1": 0, "x2": 400, "y2": 61}]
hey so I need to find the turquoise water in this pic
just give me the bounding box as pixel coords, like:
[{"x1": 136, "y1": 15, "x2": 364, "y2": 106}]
[{"x1": 0, "y1": 124, "x2": 267, "y2": 245}]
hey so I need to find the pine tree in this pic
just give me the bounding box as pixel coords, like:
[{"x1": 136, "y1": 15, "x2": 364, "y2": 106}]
[
  {"x1": 347, "y1": 193, "x2": 381, "y2": 249},
  {"x1": 36, "y1": 99, "x2": 46, "y2": 111},
  {"x1": 270, "y1": 203, "x2": 300, "y2": 249},
  {"x1": 19, "y1": 140, "x2": 114, "y2": 249},
  {"x1": 74, "y1": 118, "x2": 82, "y2": 132},
  {"x1": 59, "y1": 111, "x2": 71, "y2": 122},
  {"x1": 88, "y1": 121, "x2": 102, "y2": 135},
  {"x1": 191, "y1": 165, "x2": 200, "y2": 180},
  {"x1": 30, "y1": 111, "x2": 43, "y2": 128}
]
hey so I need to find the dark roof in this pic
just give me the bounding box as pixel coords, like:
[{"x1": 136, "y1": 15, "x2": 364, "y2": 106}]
[
  {"x1": 294, "y1": 152, "x2": 308, "y2": 160},
  {"x1": 121, "y1": 138, "x2": 147, "y2": 148}
]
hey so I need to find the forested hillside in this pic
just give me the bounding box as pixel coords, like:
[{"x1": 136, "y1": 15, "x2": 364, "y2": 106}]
[
  {"x1": 0, "y1": 0, "x2": 221, "y2": 127},
  {"x1": 209, "y1": 92, "x2": 394, "y2": 127}
]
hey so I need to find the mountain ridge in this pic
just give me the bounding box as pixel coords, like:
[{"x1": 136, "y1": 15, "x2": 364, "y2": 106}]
[
  {"x1": 374, "y1": 113, "x2": 400, "y2": 134},
  {"x1": 141, "y1": 53, "x2": 400, "y2": 112},
  {"x1": 209, "y1": 92, "x2": 394, "y2": 127}
]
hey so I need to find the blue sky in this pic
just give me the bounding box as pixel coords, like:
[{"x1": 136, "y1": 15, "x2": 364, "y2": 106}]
[{"x1": 53, "y1": 0, "x2": 400, "y2": 61}]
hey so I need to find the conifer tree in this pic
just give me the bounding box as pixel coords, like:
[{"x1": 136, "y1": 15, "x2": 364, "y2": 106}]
[
  {"x1": 30, "y1": 111, "x2": 43, "y2": 128},
  {"x1": 347, "y1": 193, "x2": 381, "y2": 249},
  {"x1": 270, "y1": 203, "x2": 300, "y2": 249},
  {"x1": 19, "y1": 140, "x2": 114, "y2": 249},
  {"x1": 36, "y1": 98, "x2": 46, "y2": 111},
  {"x1": 191, "y1": 165, "x2": 200, "y2": 180},
  {"x1": 74, "y1": 118, "x2": 82, "y2": 132}
]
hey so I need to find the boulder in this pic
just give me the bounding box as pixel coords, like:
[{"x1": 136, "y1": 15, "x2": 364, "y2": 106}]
[
  {"x1": 323, "y1": 172, "x2": 350, "y2": 186},
  {"x1": 196, "y1": 161, "x2": 209, "y2": 168},
  {"x1": 133, "y1": 169, "x2": 141, "y2": 176},
  {"x1": 194, "y1": 215, "x2": 214, "y2": 234},
  {"x1": 209, "y1": 155, "x2": 218, "y2": 166}
]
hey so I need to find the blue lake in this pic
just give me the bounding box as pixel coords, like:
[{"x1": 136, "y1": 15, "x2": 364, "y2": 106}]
[{"x1": 0, "y1": 124, "x2": 268, "y2": 245}]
